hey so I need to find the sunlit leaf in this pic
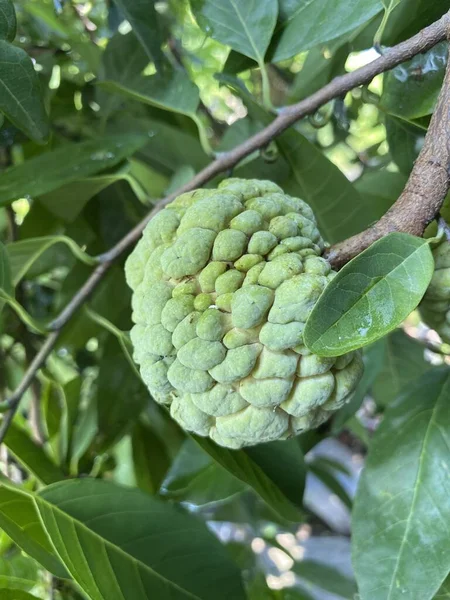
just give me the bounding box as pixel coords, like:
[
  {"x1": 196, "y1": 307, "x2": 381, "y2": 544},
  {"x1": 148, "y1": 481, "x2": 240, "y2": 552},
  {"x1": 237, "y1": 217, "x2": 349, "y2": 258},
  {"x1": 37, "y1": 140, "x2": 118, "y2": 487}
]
[
  {"x1": 304, "y1": 233, "x2": 434, "y2": 356},
  {"x1": 191, "y1": 0, "x2": 278, "y2": 64},
  {"x1": 272, "y1": 0, "x2": 383, "y2": 61}
]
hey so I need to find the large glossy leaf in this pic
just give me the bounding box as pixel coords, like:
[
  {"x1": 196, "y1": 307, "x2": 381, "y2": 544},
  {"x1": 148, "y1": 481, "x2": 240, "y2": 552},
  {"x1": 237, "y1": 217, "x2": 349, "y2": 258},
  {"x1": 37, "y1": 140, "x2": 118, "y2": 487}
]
[
  {"x1": 0, "y1": 481, "x2": 67, "y2": 577},
  {"x1": 0, "y1": 0, "x2": 16, "y2": 41},
  {"x1": 4, "y1": 423, "x2": 65, "y2": 484},
  {"x1": 0, "y1": 134, "x2": 147, "y2": 207},
  {"x1": 0, "y1": 41, "x2": 49, "y2": 143},
  {"x1": 272, "y1": 0, "x2": 383, "y2": 62},
  {"x1": 113, "y1": 0, "x2": 165, "y2": 67},
  {"x1": 37, "y1": 478, "x2": 246, "y2": 600},
  {"x1": 194, "y1": 437, "x2": 303, "y2": 521},
  {"x1": 371, "y1": 329, "x2": 431, "y2": 407},
  {"x1": 279, "y1": 129, "x2": 380, "y2": 244},
  {"x1": 385, "y1": 116, "x2": 425, "y2": 175},
  {"x1": 381, "y1": 42, "x2": 447, "y2": 119},
  {"x1": 7, "y1": 236, "x2": 97, "y2": 286},
  {"x1": 353, "y1": 368, "x2": 450, "y2": 600},
  {"x1": 304, "y1": 233, "x2": 434, "y2": 356},
  {"x1": 190, "y1": 0, "x2": 278, "y2": 65}
]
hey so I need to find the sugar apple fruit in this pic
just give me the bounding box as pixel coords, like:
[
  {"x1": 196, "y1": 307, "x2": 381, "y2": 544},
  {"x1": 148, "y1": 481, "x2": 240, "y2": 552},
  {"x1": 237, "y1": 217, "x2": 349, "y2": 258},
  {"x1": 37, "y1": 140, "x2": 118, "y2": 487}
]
[
  {"x1": 419, "y1": 240, "x2": 450, "y2": 343},
  {"x1": 125, "y1": 178, "x2": 363, "y2": 448}
]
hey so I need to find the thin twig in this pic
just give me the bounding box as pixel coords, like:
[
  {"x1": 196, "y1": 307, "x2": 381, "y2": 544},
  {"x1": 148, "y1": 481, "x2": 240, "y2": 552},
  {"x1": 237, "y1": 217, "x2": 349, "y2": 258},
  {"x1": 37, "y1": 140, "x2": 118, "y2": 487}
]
[{"x1": 1, "y1": 12, "x2": 450, "y2": 444}]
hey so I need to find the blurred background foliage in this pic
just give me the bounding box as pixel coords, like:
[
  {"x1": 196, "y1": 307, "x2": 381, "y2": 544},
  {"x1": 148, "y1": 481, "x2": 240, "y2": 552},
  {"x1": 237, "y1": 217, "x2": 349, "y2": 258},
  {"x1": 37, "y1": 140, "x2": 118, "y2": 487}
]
[{"x1": 1, "y1": 1, "x2": 450, "y2": 599}]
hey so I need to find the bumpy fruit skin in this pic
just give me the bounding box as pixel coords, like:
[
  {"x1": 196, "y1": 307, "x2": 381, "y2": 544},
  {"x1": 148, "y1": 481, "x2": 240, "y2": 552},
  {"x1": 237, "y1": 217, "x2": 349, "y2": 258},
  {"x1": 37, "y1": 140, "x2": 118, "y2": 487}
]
[
  {"x1": 419, "y1": 241, "x2": 450, "y2": 343},
  {"x1": 125, "y1": 178, "x2": 363, "y2": 448}
]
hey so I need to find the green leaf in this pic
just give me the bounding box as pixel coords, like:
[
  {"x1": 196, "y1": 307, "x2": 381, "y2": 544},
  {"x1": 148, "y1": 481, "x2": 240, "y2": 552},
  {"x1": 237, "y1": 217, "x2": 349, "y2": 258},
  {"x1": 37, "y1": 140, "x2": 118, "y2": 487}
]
[
  {"x1": 95, "y1": 338, "x2": 149, "y2": 452},
  {"x1": 162, "y1": 439, "x2": 246, "y2": 507},
  {"x1": 279, "y1": 129, "x2": 378, "y2": 244},
  {"x1": 0, "y1": 591, "x2": 41, "y2": 600},
  {"x1": 354, "y1": 169, "x2": 407, "y2": 214},
  {"x1": 4, "y1": 423, "x2": 66, "y2": 484},
  {"x1": 0, "y1": 0, "x2": 17, "y2": 42},
  {"x1": 272, "y1": 0, "x2": 383, "y2": 62},
  {"x1": 38, "y1": 168, "x2": 137, "y2": 222},
  {"x1": 0, "y1": 134, "x2": 147, "y2": 207},
  {"x1": 381, "y1": 42, "x2": 447, "y2": 119},
  {"x1": 309, "y1": 460, "x2": 352, "y2": 509},
  {"x1": 190, "y1": 0, "x2": 278, "y2": 64},
  {"x1": 100, "y1": 31, "x2": 149, "y2": 117},
  {"x1": 37, "y1": 478, "x2": 246, "y2": 600},
  {"x1": 100, "y1": 69, "x2": 199, "y2": 118},
  {"x1": 304, "y1": 233, "x2": 434, "y2": 356},
  {"x1": 332, "y1": 339, "x2": 385, "y2": 431},
  {"x1": 289, "y1": 41, "x2": 349, "y2": 102},
  {"x1": 353, "y1": 368, "x2": 450, "y2": 600},
  {"x1": 7, "y1": 236, "x2": 97, "y2": 286},
  {"x1": 0, "y1": 289, "x2": 47, "y2": 333},
  {"x1": 292, "y1": 560, "x2": 357, "y2": 598},
  {"x1": 0, "y1": 481, "x2": 67, "y2": 577},
  {"x1": 385, "y1": 116, "x2": 425, "y2": 175},
  {"x1": 113, "y1": 0, "x2": 165, "y2": 67},
  {"x1": 132, "y1": 422, "x2": 171, "y2": 495},
  {"x1": 0, "y1": 41, "x2": 49, "y2": 143},
  {"x1": 194, "y1": 437, "x2": 303, "y2": 521},
  {"x1": 0, "y1": 551, "x2": 40, "y2": 592},
  {"x1": 371, "y1": 329, "x2": 431, "y2": 407},
  {"x1": 0, "y1": 240, "x2": 12, "y2": 313},
  {"x1": 375, "y1": 0, "x2": 405, "y2": 45},
  {"x1": 245, "y1": 439, "x2": 306, "y2": 507},
  {"x1": 435, "y1": 576, "x2": 450, "y2": 599}
]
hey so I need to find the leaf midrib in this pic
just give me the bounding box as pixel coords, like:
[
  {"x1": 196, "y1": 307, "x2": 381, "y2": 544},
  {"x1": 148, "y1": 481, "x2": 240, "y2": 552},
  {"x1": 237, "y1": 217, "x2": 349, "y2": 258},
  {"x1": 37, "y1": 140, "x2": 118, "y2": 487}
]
[
  {"x1": 386, "y1": 374, "x2": 450, "y2": 598},
  {"x1": 310, "y1": 244, "x2": 428, "y2": 349},
  {"x1": 34, "y1": 495, "x2": 205, "y2": 600}
]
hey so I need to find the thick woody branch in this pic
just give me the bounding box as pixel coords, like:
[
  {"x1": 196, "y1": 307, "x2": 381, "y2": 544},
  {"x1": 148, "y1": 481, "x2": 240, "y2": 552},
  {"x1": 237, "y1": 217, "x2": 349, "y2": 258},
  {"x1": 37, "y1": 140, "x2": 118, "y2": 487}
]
[
  {"x1": 1, "y1": 12, "x2": 450, "y2": 444},
  {"x1": 326, "y1": 45, "x2": 450, "y2": 268}
]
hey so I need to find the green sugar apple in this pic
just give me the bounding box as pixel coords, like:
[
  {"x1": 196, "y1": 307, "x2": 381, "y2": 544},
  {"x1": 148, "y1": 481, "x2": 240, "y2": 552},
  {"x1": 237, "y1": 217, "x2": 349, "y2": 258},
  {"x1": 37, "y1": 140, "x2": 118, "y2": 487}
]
[
  {"x1": 419, "y1": 240, "x2": 450, "y2": 343},
  {"x1": 125, "y1": 178, "x2": 363, "y2": 448}
]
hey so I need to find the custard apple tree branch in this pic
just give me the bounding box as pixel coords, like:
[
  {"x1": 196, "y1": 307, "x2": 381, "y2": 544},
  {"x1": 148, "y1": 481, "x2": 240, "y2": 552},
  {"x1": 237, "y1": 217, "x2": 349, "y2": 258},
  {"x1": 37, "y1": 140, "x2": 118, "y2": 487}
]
[
  {"x1": 1, "y1": 10, "x2": 450, "y2": 444},
  {"x1": 325, "y1": 37, "x2": 450, "y2": 268}
]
